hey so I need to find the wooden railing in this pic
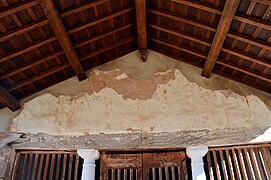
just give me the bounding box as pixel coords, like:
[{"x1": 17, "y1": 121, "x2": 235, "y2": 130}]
[{"x1": 206, "y1": 144, "x2": 271, "y2": 179}]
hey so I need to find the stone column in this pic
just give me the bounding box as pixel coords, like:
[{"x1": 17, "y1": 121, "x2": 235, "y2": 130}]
[
  {"x1": 77, "y1": 149, "x2": 100, "y2": 180},
  {"x1": 186, "y1": 146, "x2": 208, "y2": 180}
]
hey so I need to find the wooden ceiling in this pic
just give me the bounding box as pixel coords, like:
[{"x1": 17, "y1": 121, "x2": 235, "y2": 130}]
[{"x1": 0, "y1": 0, "x2": 271, "y2": 111}]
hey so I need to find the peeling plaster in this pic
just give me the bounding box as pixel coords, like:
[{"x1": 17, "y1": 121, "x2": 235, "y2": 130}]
[{"x1": 10, "y1": 69, "x2": 271, "y2": 139}]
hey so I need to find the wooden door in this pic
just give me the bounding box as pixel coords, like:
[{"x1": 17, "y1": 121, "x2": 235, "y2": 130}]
[
  {"x1": 142, "y1": 152, "x2": 188, "y2": 180},
  {"x1": 100, "y1": 153, "x2": 143, "y2": 180},
  {"x1": 100, "y1": 151, "x2": 188, "y2": 180}
]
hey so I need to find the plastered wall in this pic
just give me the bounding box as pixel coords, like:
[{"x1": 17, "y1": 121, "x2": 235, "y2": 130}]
[{"x1": 1, "y1": 51, "x2": 271, "y2": 146}]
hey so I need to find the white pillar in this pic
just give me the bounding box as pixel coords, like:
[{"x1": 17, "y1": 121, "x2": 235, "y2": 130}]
[
  {"x1": 77, "y1": 149, "x2": 100, "y2": 180},
  {"x1": 186, "y1": 146, "x2": 208, "y2": 180}
]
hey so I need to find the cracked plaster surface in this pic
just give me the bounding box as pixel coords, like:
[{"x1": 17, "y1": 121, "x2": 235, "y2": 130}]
[{"x1": 10, "y1": 68, "x2": 271, "y2": 137}]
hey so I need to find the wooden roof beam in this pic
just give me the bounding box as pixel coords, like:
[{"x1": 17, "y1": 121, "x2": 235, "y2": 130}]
[
  {"x1": 10, "y1": 63, "x2": 70, "y2": 92},
  {"x1": 221, "y1": 47, "x2": 271, "y2": 68},
  {"x1": 67, "y1": 8, "x2": 134, "y2": 35},
  {"x1": 0, "y1": 51, "x2": 64, "y2": 80},
  {"x1": 148, "y1": 24, "x2": 212, "y2": 46},
  {"x1": 81, "y1": 37, "x2": 136, "y2": 61},
  {"x1": 9, "y1": 38, "x2": 136, "y2": 91},
  {"x1": 0, "y1": 0, "x2": 39, "y2": 18},
  {"x1": 0, "y1": 86, "x2": 20, "y2": 111},
  {"x1": 148, "y1": 9, "x2": 216, "y2": 32},
  {"x1": 135, "y1": 0, "x2": 147, "y2": 62},
  {"x1": 40, "y1": 0, "x2": 87, "y2": 81},
  {"x1": 168, "y1": 0, "x2": 271, "y2": 32},
  {"x1": 201, "y1": 0, "x2": 241, "y2": 78},
  {"x1": 74, "y1": 24, "x2": 134, "y2": 49},
  {"x1": 0, "y1": 37, "x2": 57, "y2": 64},
  {"x1": 216, "y1": 60, "x2": 271, "y2": 83},
  {"x1": 149, "y1": 38, "x2": 207, "y2": 59},
  {"x1": 0, "y1": 18, "x2": 49, "y2": 43},
  {"x1": 148, "y1": 23, "x2": 271, "y2": 68},
  {"x1": 171, "y1": 0, "x2": 221, "y2": 15},
  {"x1": 60, "y1": 0, "x2": 110, "y2": 18}
]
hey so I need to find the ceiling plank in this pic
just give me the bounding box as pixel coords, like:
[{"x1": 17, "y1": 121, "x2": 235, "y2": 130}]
[
  {"x1": 148, "y1": 24, "x2": 212, "y2": 46},
  {"x1": 149, "y1": 38, "x2": 207, "y2": 59},
  {"x1": 0, "y1": 18, "x2": 49, "y2": 43},
  {"x1": 227, "y1": 32, "x2": 271, "y2": 52},
  {"x1": 234, "y1": 14, "x2": 271, "y2": 31},
  {"x1": 221, "y1": 47, "x2": 271, "y2": 68},
  {"x1": 164, "y1": 0, "x2": 271, "y2": 32},
  {"x1": 148, "y1": 9, "x2": 216, "y2": 32},
  {"x1": 171, "y1": 0, "x2": 221, "y2": 15},
  {"x1": 0, "y1": 0, "x2": 39, "y2": 18},
  {"x1": 60, "y1": 0, "x2": 110, "y2": 18},
  {"x1": 216, "y1": 60, "x2": 271, "y2": 83},
  {"x1": 40, "y1": 0, "x2": 87, "y2": 81},
  {"x1": 80, "y1": 37, "x2": 136, "y2": 61},
  {"x1": 0, "y1": 86, "x2": 20, "y2": 111},
  {"x1": 0, "y1": 37, "x2": 57, "y2": 64},
  {"x1": 10, "y1": 63, "x2": 70, "y2": 92},
  {"x1": 74, "y1": 24, "x2": 134, "y2": 49},
  {"x1": 201, "y1": 0, "x2": 241, "y2": 78},
  {"x1": 67, "y1": 8, "x2": 134, "y2": 35},
  {"x1": 0, "y1": 51, "x2": 64, "y2": 80},
  {"x1": 135, "y1": 0, "x2": 147, "y2": 61}
]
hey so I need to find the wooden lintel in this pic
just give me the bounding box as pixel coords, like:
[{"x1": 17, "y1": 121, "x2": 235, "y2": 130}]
[
  {"x1": 201, "y1": 0, "x2": 241, "y2": 78},
  {"x1": 40, "y1": 0, "x2": 87, "y2": 81},
  {"x1": 0, "y1": 86, "x2": 20, "y2": 111},
  {"x1": 135, "y1": 0, "x2": 148, "y2": 62}
]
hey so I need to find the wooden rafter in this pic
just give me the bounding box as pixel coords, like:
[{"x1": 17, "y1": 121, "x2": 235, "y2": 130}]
[
  {"x1": 171, "y1": 0, "x2": 271, "y2": 32},
  {"x1": 40, "y1": 0, "x2": 87, "y2": 81},
  {"x1": 171, "y1": 0, "x2": 222, "y2": 15},
  {"x1": 0, "y1": 86, "x2": 20, "y2": 111},
  {"x1": 148, "y1": 24, "x2": 212, "y2": 46},
  {"x1": 0, "y1": 51, "x2": 64, "y2": 80},
  {"x1": 81, "y1": 37, "x2": 136, "y2": 61},
  {"x1": 148, "y1": 23, "x2": 271, "y2": 83},
  {"x1": 0, "y1": 37, "x2": 57, "y2": 63},
  {"x1": 135, "y1": 0, "x2": 147, "y2": 61},
  {"x1": 60, "y1": 0, "x2": 110, "y2": 18},
  {"x1": 74, "y1": 24, "x2": 134, "y2": 49},
  {"x1": 216, "y1": 60, "x2": 271, "y2": 83},
  {"x1": 7, "y1": 37, "x2": 135, "y2": 92},
  {"x1": 148, "y1": 9, "x2": 216, "y2": 32},
  {"x1": 0, "y1": 18, "x2": 49, "y2": 43},
  {"x1": 0, "y1": 0, "x2": 39, "y2": 18},
  {"x1": 67, "y1": 8, "x2": 134, "y2": 35},
  {"x1": 201, "y1": 0, "x2": 241, "y2": 78},
  {"x1": 10, "y1": 63, "x2": 70, "y2": 92},
  {"x1": 149, "y1": 38, "x2": 207, "y2": 59}
]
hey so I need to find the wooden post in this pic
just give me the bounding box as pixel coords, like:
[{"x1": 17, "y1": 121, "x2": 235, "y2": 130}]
[
  {"x1": 201, "y1": 0, "x2": 241, "y2": 78},
  {"x1": 135, "y1": 0, "x2": 148, "y2": 62}
]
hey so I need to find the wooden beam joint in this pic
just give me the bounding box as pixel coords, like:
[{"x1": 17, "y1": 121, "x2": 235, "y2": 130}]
[{"x1": 135, "y1": 0, "x2": 148, "y2": 62}]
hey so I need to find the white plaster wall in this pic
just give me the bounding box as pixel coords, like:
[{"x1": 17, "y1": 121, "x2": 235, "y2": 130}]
[
  {"x1": 0, "y1": 109, "x2": 19, "y2": 132},
  {"x1": 2, "y1": 51, "x2": 271, "y2": 143},
  {"x1": 10, "y1": 68, "x2": 271, "y2": 137}
]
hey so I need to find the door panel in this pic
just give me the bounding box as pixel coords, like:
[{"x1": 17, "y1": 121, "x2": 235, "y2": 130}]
[
  {"x1": 100, "y1": 152, "x2": 188, "y2": 180},
  {"x1": 100, "y1": 153, "x2": 143, "y2": 180},
  {"x1": 143, "y1": 152, "x2": 188, "y2": 180}
]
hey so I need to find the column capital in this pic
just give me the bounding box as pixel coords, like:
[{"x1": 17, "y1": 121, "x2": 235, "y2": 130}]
[
  {"x1": 186, "y1": 146, "x2": 208, "y2": 159},
  {"x1": 77, "y1": 149, "x2": 100, "y2": 160}
]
